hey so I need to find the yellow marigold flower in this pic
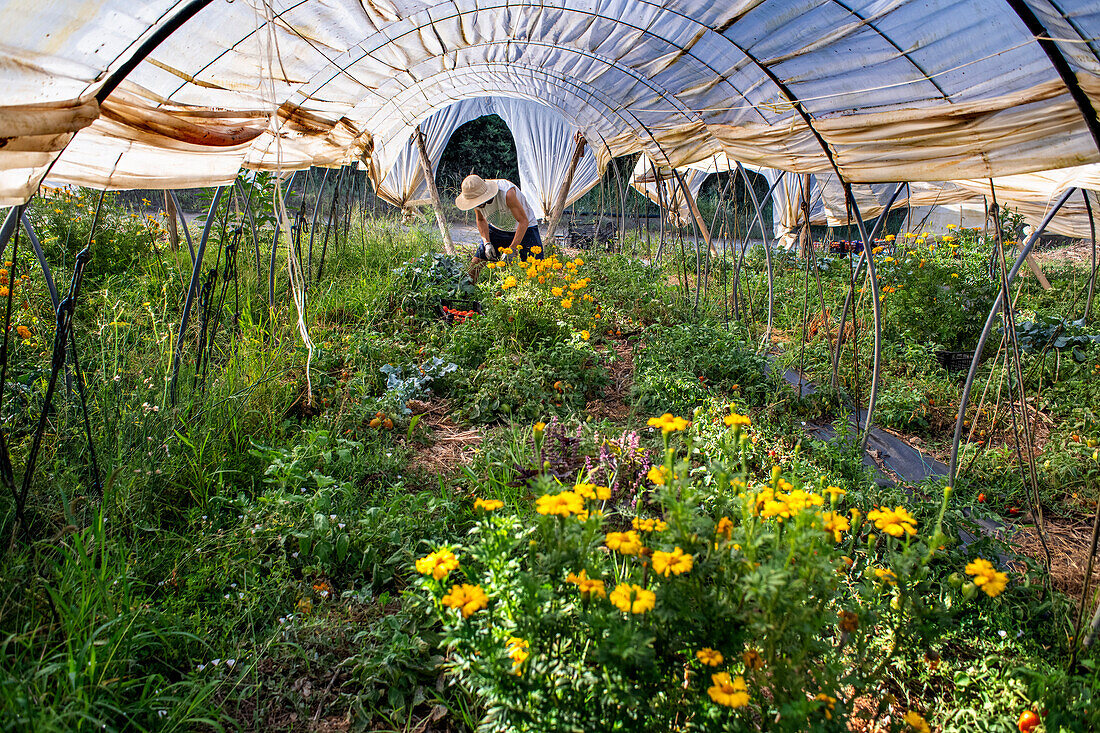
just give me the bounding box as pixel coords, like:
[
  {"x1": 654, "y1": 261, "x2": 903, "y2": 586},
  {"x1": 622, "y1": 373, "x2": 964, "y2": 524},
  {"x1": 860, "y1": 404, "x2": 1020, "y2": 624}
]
[
  {"x1": 785, "y1": 489, "x2": 823, "y2": 513},
  {"x1": 761, "y1": 498, "x2": 791, "y2": 520},
  {"x1": 646, "y1": 465, "x2": 668, "y2": 486},
  {"x1": 724, "y1": 412, "x2": 751, "y2": 427},
  {"x1": 580, "y1": 330, "x2": 590, "y2": 340},
  {"x1": 530, "y1": 245, "x2": 541, "y2": 254},
  {"x1": 964, "y1": 557, "x2": 1009, "y2": 597},
  {"x1": 502, "y1": 275, "x2": 518, "y2": 289},
  {"x1": 822, "y1": 511, "x2": 849, "y2": 542},
  {"x1": 696, "y1": 648, "x2": 723, "y2": 666},
  {"x1": 501, "y1": 247, "x2": 513, "y2": 255},
  {"x1": 608, "y1": 583, "x2": 655, "y2": 614},
  {"x1": 538, "y1": 275, "x2": 545, "y2": 283},
  {"x1": 536, "y1": 490, "x2": 585, "y2": 517},
  {"x1": 632, "y1": 516, "x2": 668, "y2": 532},
  {"x1": 574, "y1": 257, "x2": 584, "y2": 265},
  {"x1": 415, "y1": 549, "x2": 459, "y2": 580},
  {"x1": 526, "y1": 268, "x2": 537, "y2": 279},
  {"x1": 874, "y1": 567, "x2": 898, "y2": 586},
  {"x1": 815, "y1": 693, "x2": 837, "y2": 719},
  {"x1": 533, "y1": 421, "x2": 546, "y2": 433},
  {"x1": 605, "y1": 530, "x2": 644, "y2": 555},
  {"x1": 566, "y1": 569, "x2": 607, "y2": 598},
  {"x1": 652, "y1": 547, "x2": 694, "y2": 576},
  {"x1": 506, "y1": 636, "x2": 529, "y2": 672},
  {"x1": 904, "y1": 711, "x2": 930, "y2": 733},
  {"x1": 573, "y1": 482, "x2": 610, "y2": 501},
  {"x1": 872, "y1": 246, "x2": 884, "y2": 254},
  {"x1": 742, "y1": 648, "x2": 764, "y2": 670},
  {"x1": 561, "y1": 298, "x2": 573, "y2": 309},
  {"x1": 474, "y1": 498, "x2": 504, "y2": 511},
  {"x1": 647, "y1": 413, "x2": 690, "y2": 434},
  {"x1": 867, "y1": 506, "x2": 918, "y2": 537},
  {"x1": 707, "y1": 672, "x2": 750, "y2": 708},
  {"x1": 885, "y1": 234, "x2": 895, "y2": 241},
  {"x1": 947, "y1": 223, "x2": 956, "y2": 229},
  {"x1": 823, "y1": 485, "x2": 846, "y2": 500},
  {"x1": 950, "y1": 272, "x2": 959, "y2": 278},
  {"x1": 442, "y1": 583, "x2": 488, "y2": 617},
  {"x1": 716, "y1": 516, "x2": 734, "y2": 539},
  {"x1": 551, "y1": 286, "x2": 564, "y2": 297},
  {"x1": 15, "y1": 325, "x2": 31, "y2": 339}
]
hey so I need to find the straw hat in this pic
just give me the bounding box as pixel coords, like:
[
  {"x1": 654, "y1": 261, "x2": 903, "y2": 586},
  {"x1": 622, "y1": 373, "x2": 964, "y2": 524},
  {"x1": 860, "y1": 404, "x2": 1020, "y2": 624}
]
[{"x1": 455, "y1": 174, "x2": 499, "y2": 210}]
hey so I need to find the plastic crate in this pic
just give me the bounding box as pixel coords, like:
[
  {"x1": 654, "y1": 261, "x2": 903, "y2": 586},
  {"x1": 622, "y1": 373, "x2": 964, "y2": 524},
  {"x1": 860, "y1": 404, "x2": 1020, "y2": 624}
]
[
  {"x1": 934, "y1": 349, "x2": 977, "y2": 373},
  {"x1": 439, "y1": 299, "x2": 482, "y2": 325}
]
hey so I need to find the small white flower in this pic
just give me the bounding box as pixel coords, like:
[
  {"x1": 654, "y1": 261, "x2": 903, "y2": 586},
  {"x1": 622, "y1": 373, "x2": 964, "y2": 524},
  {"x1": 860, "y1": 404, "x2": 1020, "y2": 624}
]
[
  {"x1": 225, "y1": 659, "x2": 236, "y2": 668},
  {"x1": 211, "y1": 658, "x2": 221, "y2": 666},
  {"x1": 998, "y1": 630, "x2": 1007, "y2": 638},
  {"x1": 338, "y1": 523, "x2": 345, "y2": 529}
]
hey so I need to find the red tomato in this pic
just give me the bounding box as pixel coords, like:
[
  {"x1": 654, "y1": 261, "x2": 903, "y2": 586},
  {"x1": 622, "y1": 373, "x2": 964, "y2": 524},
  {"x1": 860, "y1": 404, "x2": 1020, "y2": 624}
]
[
  {"x1": 1017, "y1": 710, "x2": 1040, "y2": 733},
  {"x1": 978, "y1": 493, "x2": 986, "y2": 503}
]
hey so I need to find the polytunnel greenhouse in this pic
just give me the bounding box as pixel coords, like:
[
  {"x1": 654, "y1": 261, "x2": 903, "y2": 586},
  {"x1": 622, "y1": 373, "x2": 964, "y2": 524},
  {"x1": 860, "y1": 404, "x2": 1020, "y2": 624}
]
[{"x1": 1, "y1": 1, "x2": 1099, "y2": 730}]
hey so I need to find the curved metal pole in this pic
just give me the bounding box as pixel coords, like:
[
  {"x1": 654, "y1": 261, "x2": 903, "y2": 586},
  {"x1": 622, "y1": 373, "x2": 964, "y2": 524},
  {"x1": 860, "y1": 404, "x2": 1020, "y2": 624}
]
[
  {"x1": 168, "y1": 190, "x2": 196, "y2": 264},
  {"x1": 0, "y1": 207, "x2": 20, "y2": 261},
  {"x1": 652, "y1": 160, "x2": 669, "y2": 262},
  {"x1": 269, "y1": 170, "x2": 300, "y2": 305},
  {"x1": 948, "y1": 186, "x2": 1077, "y2": 487},
  {"x1": 306, "y1": 168, "x2": 331, "y2": 284},
  {"x1": 842, "y1": 183, "x2": 897, "y2": 449},
  {"x1": 670, "y1": 168, "x2": 704, "y2": 316},
  {"x1": 19, "y1": 214, "x2": 60, "y2": 310},
  {"x1": 1003, "y1": 0, "x2": 1100, "y2": 154},
  {"x1": 735, "y1": 162, "x2": 775, "y2": 349},
  {"x1": 731, "y1": 171, "x2": 787, "y2": 324},
  {"x1": 234, "y1": 178, "x2": 262, "y2": 292},
  {"x1": 96, "y1": 0, "x2": 216, "y2": 103},
  {"x1": 1084, "y1": 189, "x2": 1097, "y2": 323},
  {"x1": 831, "y1": 183, "x2": 906, "y2": 392},
  {"x1": 170, "y1": 185, "x2": 225, "y2": 404}
]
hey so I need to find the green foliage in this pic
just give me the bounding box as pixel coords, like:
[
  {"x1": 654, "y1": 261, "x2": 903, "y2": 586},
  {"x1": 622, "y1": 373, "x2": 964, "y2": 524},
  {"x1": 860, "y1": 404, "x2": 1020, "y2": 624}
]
[
  {"x1": 417, "y1": 425, "x2": 960, "y2": 732},
  {"x1": 436, "y1": 115, "x2": 519, "y2": 193},
  {"x1": 632, "y1": 322, "x2": 773, "y2": 416},
  {"x1": 878, "y1": 240, "x2": 997, "y2": 352}
]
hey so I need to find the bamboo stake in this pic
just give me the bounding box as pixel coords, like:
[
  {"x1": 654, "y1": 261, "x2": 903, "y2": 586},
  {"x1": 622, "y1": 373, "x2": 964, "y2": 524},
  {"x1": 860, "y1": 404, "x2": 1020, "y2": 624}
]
[
  {"x1": 415, "y1": 125, "x2": 455, "y2": 255},
  {"x1": 545, "y1": 132, "x2": 587, "y2": 243}
]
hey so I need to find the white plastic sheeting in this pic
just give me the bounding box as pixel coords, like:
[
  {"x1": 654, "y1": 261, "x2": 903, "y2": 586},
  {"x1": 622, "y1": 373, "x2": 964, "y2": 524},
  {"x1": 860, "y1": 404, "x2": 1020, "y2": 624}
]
[
  {"x1": 372, "y1": 97, "x2": 599, "y2": 218},
  {"x1": 634, "y1": 155, "x2": 1100, "y2": 242},
  {"x1": 631, "y1": 156, "x2": 826, "y2": 247},
  {"x1": 3, "y1": 1, "x2": 1100, "y2": 205}
]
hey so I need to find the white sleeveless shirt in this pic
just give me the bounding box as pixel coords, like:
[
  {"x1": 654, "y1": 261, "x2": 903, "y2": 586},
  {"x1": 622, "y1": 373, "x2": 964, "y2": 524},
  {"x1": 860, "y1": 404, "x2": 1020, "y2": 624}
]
[{"x1": 483, "y1": 179, "x2": 539, "y2": 226}]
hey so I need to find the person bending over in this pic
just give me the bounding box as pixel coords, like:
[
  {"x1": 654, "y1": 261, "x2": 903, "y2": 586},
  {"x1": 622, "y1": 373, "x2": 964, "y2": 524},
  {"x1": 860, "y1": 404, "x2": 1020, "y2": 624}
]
[{"x1": 454, "y1": 174, "x2": 543, "y2": 282}]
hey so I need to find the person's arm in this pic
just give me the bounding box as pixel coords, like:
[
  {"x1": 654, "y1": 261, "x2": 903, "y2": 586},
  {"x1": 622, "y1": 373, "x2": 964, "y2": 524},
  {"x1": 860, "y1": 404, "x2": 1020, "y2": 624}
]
[
  {"x1": 474, "y1": 207, "x2": 490, "y2": 246},
  {"x1": 505, "y1": 189, "x2": 530, "y2": 251}
]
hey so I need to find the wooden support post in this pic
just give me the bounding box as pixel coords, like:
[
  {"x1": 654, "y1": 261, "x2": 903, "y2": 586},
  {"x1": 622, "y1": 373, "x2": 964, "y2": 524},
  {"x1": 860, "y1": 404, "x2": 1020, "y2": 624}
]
[
  {"x1": 414, "y1": 125, "x2": 455, "y2": 255},
  {"x1": 545, "y1": 132, "x2": 587, "y2": 243},
  {"x1": 164, "y1": 190, "x2": 179, "y2": 251},
  {"x1": 683, "y1": 181, "x2": 714, "y2": 256},
  {"x1": 1023, "y1": 252, "x2": 1052, "y2": 290}
]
